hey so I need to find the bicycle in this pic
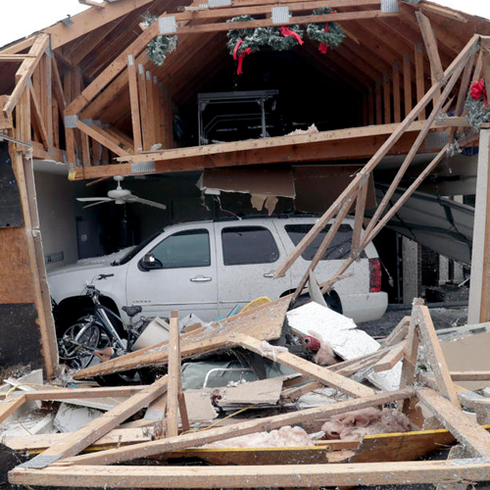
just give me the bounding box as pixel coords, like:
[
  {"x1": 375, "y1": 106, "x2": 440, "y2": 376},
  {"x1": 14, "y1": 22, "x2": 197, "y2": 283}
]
[{"x1": 57, "y1": 274, "x2": 149, "y2": 371}]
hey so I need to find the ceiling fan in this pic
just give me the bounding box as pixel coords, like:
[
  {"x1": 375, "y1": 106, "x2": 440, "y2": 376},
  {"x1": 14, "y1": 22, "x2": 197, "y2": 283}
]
[{"x1": 77, "y1": 176, "x2": 167, "y2": 210}]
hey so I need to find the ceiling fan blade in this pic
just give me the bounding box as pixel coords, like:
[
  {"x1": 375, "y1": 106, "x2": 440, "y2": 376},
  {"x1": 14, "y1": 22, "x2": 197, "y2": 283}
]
[
  {"x1": 128, "y1": 195, "x2": 167, "y2": 210},
  {"x1": 77, "y1": 197, "x2": 113, "y2": 202},
  {"x1": 82, "y1": 200, "x2": 114, "y2": 209}
]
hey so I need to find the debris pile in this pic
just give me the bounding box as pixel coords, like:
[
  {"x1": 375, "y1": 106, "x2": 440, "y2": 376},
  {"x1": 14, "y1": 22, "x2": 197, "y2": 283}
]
[{"x1": 3, "y1": 295, "x2": 490, "y2": 488}]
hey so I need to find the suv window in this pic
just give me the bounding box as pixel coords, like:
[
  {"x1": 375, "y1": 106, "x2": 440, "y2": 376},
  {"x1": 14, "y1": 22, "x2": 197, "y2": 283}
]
[
  {"x1": 222, "y1": 226, "x2": 280, "y2": 265},
  {"x1": 150, "y1": 229, "x2": 211, "y2": 269},
  {"x1": 285, "y1": 224, "x2": 366, "y2": 261}
]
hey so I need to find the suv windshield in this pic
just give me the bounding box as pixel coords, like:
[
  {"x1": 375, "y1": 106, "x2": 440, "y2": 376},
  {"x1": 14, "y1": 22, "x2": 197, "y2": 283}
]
[{"x1": 112, "y1": 231, "x2": 163, "y2": 265}]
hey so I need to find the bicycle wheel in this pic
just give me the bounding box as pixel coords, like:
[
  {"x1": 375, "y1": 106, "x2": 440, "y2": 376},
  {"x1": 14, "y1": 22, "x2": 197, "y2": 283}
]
[{"x1": 58, "y1": 318, "x2": 101, "y2": 369}]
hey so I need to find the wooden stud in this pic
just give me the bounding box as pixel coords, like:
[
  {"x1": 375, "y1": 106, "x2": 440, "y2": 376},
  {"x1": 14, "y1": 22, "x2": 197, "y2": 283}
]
[
  {"x1": 29, "y1": 86, "x2": 50, "y2": 149},
  {"x1": 372, "y1": 341, "x2": 406, "y2": 373},
  {"x1": 368, "y1": 87, "x2": 374, "y2": 125},
  {"x1": 21, "y1": 376, "x2": 168, "y2": 469},
  {"x1": 393, "y1": 61, "x2": 401, "y2": 123},
  {"x1": 383, "y1": 72, "x2": 391, "y2": 124},
  {"x1": 351, "y1": 176, "x2": 369, "y2": 254},
  {"x1": 382, "y1": 316, "x2": 410, "y2": 348},
  {"x1": 0, "y1": 394, "x2": 27, "y2": 425},
  {"x1": 416, "y1": 12, "x2": 444, "y2": 83},
  {"x1": 375, "y1": 81, "x2": 382, "y2": 125},
  {"x1": 137, "y1": 64, "x2": 150, "y2": 151},
  {"x1": 145, "y1": 70, "x2": 157, "y2": 148},
  {"x1": 127, "y1": 55, "x2": 143, "y2": 152},
  {"x1": 415, "y1": 43, "x2": 426, "y2": 120},
  {"x1": 403, "y1": 53, "x2": 413, "y2": 117}
]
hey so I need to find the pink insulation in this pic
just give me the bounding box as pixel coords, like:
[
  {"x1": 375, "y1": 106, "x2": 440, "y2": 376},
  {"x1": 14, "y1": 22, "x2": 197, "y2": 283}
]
[
  {"x1": 202, "y1": 426, "x2": 315, "y2": 448},
  {"x1": 308, "y1": 330, "x2": 337, "y2": 366},
  {"x1": 321, "y1": 407, "x2": 411, "y2": 440}
]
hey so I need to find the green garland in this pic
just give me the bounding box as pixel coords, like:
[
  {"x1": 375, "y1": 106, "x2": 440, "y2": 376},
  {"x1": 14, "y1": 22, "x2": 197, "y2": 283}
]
[
  {"x1": 143, "y1": 14, "x2": 178, "y2": 67},
  {"x1": 226, "y1": 15, "x2": 304, "y2": 57},
  {"x1": 306, "y1": 8, "x2": 345, "y2": 51}
]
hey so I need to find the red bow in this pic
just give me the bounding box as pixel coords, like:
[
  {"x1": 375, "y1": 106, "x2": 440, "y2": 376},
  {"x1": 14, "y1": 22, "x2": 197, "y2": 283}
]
[
  {"x1": 470, "y1": 79, "x2": 488, "y2": 106},
  {"x1": 279, "y1": 26, "x2": 304, "y2": 45},
  {"x1": 318, "y1": 23, "x2": 330, "y2": 54},
  {"x1": 233, "y1": 39, "x2": 252, "y2": 75}
]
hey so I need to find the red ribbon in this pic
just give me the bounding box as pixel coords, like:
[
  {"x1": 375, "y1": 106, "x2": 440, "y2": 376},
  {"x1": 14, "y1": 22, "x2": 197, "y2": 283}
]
[
  {"x1": 470, "y1": 79, "x2": 488, "y2": 106},
  {"x1": 279, "y1": 26, "x2": 304, "y2": 45},
  {"x1": 318, "y1": 22, "x2": 329, "y2": 54},
  {"x1": 233, "y1": 39, "x2": 252, "y2": 75}
]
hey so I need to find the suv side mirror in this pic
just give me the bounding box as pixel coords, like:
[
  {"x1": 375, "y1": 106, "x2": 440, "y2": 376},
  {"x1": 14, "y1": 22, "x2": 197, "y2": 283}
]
[{"x1": 139, "y1": 253, "x2": 162, "y2": 271}]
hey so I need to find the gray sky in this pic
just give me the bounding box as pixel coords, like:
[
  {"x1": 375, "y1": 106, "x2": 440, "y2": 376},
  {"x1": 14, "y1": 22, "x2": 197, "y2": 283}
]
[{"x1": 1, "y1": 0, "x2": 489, "y2": 48}]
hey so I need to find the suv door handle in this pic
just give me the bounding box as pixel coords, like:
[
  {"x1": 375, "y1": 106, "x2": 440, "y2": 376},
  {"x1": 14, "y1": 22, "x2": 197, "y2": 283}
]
[
  {"x1": 190, "y1": 276, "x2": 212, "y2": 283},
  {"x1": 264, "y1": 270, "x2": 284, "y2": 278}
]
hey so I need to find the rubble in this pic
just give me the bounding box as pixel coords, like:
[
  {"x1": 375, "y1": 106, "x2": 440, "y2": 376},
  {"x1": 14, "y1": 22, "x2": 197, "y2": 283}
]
[{"x1": 2, "y1": 297, "x2": 490, "y2": 488}]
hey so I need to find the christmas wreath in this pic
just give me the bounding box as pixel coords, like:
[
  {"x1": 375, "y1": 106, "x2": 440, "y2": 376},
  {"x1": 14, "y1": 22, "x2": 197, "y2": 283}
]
[
  {"x1": 447, "y1": 79, "x2": 489, "y2": 157},
  {"x1": 306, "y1": 8, "x2": 345, "y2": 54},
  {"x1": 143, "y1": 14, "x2": 178, "y2": 67},
  {"x1": 226, "y1": 15, "x2": 304, "y2": 74}
]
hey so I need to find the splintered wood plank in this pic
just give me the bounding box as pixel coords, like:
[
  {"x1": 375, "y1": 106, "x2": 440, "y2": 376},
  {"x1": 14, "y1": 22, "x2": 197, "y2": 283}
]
[
  {"x1": 57, "y1": 389, "x2": 413, "y2": 466},
  {"x1": 19, "y1": 376, "x2": 168, "y2": 469},
  {"x1": 0, "y1": 394, "x2": 27, "y2": 424},
  {"x1": 351, "y1": 176, "x2": 369, "y2": 253},
  {"x1": 416, "y1": 12, "x2": 444, "y2": 83},
  {"x1": 74, "y1": 296, "x2": 290, "y2": 379},
  {"x1": 414, "y1": 304, "x2": 460, "y2": 407},
  {"x1": 29, "y1": 86, "x2": 49, "y2": 149},
  {"x1": 235, "y1": 335, "x2": 376, "y2": 398},
  {"x1": 10, "y1": 459, "x2": 490, "y2": 488},
  {"x1": 415, "y1": 43, "x2": 426, "y2": 120},
  {"x1": 417, "y1": 388, "x2": 490, "y2": 458}
]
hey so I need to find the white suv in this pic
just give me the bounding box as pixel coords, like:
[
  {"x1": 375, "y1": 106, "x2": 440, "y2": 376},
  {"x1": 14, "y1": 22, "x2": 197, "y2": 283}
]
[{"x1": 48, "y1": 216, "x2": 387, "y2": 326}]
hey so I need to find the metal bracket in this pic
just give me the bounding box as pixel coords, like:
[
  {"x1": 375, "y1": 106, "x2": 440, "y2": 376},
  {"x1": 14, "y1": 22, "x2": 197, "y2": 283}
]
[
  {"x1": 138, "y1": 64, "x2": 144, "y2": 75},
  {"x1": 80, "y1": 118, "x2": 93, "y2": 127},
  {"x1": 64, "y1": 115, "x2": 79, "y2": 128},
  {"x1": 127, "y1": 54, "x2": 135, "y2": 66},
  {"x1": 0, "y1": 132, "x2": 32, "y2": 148},
  {"x1": 271, "y1": 6, "x2": 290, "y2": 24},
  {"x1": 146, "y1": 70, "x2": 151, "y2": 81},
  {"x1": 131, "y1": 161, "x2": 156, "y2": 174},
  {"x1": 381, "y1": 0, "x2": 398, "y2": 12},
  {"x1": 209, "y1": 0, "x2": 231, "y2": 6},
  {"x1": 159, "y1": 16, "x2": 177, "y2": 35}
]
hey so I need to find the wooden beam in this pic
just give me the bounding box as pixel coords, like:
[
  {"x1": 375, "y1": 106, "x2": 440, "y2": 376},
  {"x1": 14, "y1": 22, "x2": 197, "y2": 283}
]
[
  {"x1": 403, "y1": 53, "x2": 413, "y2": 117},
  {"x1": 393, "y1": 61, "x2": 401, "y2": 123},
  {"x1": 351, "y1": 176, "x2": 369, "y2": 254},
  {"x1": 0, "y1": 394, "x2": 27, "y2": 425},
  {"x1": 11, "y1": 458, "x2": 490, "y2": 488},
  {"x1": 137, "y1": 64, "x2": 150, "y2": 151},
  {"x1": 414, "y1": 304, "x2": 460, "y2": 407},
  {"x1": 415, "y1": 11, "x2": 443, "y2": 83},
  {"x1": 236, "y1": 334, "x2": 375, "y2": 398},
  {"x1": 417, "y1": 388, "x2": 490, "y2": 458},
  {"x1": 45, "y1": 0, "x2": 156, "y2": 49},
  {"x1": 383, "y1": 72, "x2": 391, "y2": 123},
  {"x1": 375, "y1": 80, "x2": 382, "y2": 124},
  {"x1": 58, "y1": 389, "x2": 413, "y2": 466},
  {"x1": 415, "y1": 42, "x2": 426, "y2": 120},
  {"x1": 76, "y1": 119, "x2": 129, "y2": 157},
  {"x1": 127, "y1": 55, "x2": 142, "y2": 152},
  {"x1": 20, "y1": 376, "x2": 168, "y2": 469},
  {"x1": 372, "y1": 341, "x2": 406, "y2": 373},
  {"x1": 4, "y1": 34, "x2": 49, "y2": 118},
  {"x1": 167, "y1": 311, "x2": 180, "y2": 438}
]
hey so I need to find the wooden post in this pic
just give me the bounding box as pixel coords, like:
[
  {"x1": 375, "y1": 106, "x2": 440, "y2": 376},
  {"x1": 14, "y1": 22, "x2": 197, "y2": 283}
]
[
  {"x1": 375, "y1": 80, "x2": 382, "y2": 124},
  {"x1": 137, "y1": 64, "x2": 149, "y2": 151},
  {"x1": 403, "y1": 52, "x2": 412, "y2": 117},
  {"x1": 393, "y1": 62, "x2": 401, "y2": 123},
  {"x1": 383, "y1": 72, "x2": 391, "y2": 124},
  {"x1": 167, "y1": 311, "x2": 180, "y2": 438},
  {"x1": 415, "y1": 43, "x2": 426, "y2": 120},
  {"x1": 468, "y1": 129, "x2": 490, "y2": 324},
  {"x1": 127, "y1": 55, "x2": 143, "y2": 152}
]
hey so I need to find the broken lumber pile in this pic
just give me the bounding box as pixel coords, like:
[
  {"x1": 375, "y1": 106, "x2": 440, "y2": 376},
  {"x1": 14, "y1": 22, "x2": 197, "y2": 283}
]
[{"x1": 3, "y1": 299, "x2": 490, "y2": 488}]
